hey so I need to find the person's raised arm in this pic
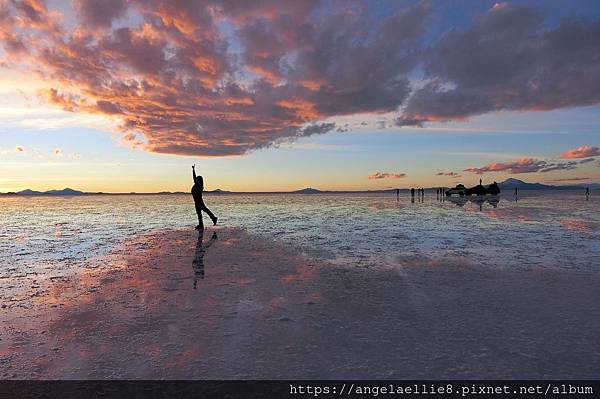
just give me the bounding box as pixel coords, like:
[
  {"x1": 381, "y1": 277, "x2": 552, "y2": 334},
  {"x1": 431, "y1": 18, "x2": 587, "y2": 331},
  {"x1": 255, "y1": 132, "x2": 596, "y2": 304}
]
[{"x1": 192, "y1": 164, "x2": 197, "y2": 182}]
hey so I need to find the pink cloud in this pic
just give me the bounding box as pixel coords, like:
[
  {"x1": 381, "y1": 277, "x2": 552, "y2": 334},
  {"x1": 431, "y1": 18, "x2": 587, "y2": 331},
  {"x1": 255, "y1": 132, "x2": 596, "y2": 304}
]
[
  {"x1": 464, "y1": 158, "x2": 547, "y2": 175},
  {"x1": 560, "y1": 145, "x2": 600, "y2": 159},
  {"x1": 1, "y1": 1, "x2": 599, "y2": 156},
  {"x1": 369, "y1": 172, "x2": 406, "y2": 180},
  {"x1": 464, "y1": 157, "x2": 586, "y2": 175},
  {"x1": 0, "y1": 1, "x2": 428, "y2": 156}
]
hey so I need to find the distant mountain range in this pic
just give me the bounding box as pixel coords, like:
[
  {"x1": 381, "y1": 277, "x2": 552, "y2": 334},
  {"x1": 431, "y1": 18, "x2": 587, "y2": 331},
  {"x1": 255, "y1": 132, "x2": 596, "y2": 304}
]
[
  {"x1": 0, "y1": 179, "x2": 596, "y2": 196},
  {"x1": 497, "y1": 178, "x2": 599, "y2": 190},
  {"x1": 497, "y1": 178, "x2": 555, "y2": 190},
  {"x1": 8, "y1": 188, "x2": 86, "y2": 196}
]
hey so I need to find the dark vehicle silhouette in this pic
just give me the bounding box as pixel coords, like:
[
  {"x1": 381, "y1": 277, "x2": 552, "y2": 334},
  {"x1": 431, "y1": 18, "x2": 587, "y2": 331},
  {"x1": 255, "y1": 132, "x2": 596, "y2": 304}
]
[{"x1": 445, "y1": 181, "x2": 500, "y2": 197}]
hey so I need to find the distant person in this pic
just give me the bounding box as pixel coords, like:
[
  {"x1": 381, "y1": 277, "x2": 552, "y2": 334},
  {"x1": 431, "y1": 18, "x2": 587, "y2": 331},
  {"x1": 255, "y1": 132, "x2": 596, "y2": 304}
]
[
  {"x1": 585, "y1": 187, "x2": 590, "y2": 199},
  {"x1": 514, "y1": 187, "x2": 518, "y2": 196},
  {"x1": 411, "y1": 187, "x2": 415, "y2": 197},
  {"x1": 479, "y1": 178, "x2": 482, "y2": 186},
  {"x1": 396, "y1": 188, "x2": 400, "y2": 200},
  {"x1": 191, "y1": 164, "x2": 218, "y2": 230}
]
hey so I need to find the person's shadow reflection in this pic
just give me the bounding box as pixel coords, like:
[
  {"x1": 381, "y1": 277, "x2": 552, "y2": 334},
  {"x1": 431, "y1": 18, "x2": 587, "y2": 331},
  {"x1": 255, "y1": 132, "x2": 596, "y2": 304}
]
[{"x1": 192, "y1": 230, "x2": 218, "y2": 289}]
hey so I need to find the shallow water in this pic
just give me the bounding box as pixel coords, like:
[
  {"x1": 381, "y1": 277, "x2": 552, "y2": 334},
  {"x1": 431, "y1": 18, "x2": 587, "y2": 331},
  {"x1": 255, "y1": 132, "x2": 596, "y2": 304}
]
[{"x1": 1, "y1": 191, "x2": 599, "y2": 284}]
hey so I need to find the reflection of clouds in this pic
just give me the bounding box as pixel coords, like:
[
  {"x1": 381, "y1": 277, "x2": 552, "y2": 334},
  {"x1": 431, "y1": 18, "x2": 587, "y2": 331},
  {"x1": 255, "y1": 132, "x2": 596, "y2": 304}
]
[
  {"x1": 560, "y1": 219, "x2": 599, "y2": 234},
  {"x1": 484, "y1": 207, "x2": 538, "y2": 224},
  {"x1": 281, "y1": 263, "x2": 317, "y2": 284},
  {"x1": 6, "y1": 228, "x2": 325, "y2": 378}
]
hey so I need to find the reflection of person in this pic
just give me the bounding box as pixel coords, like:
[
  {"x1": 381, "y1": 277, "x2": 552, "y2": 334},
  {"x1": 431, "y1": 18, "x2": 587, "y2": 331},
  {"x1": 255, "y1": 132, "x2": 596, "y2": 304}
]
[
  {"x1": 193, "y1": 230, "x2": 218, "y2": 289},
  {"x1": 192, "y1": 165, "x2": 217, "y2": 230}
]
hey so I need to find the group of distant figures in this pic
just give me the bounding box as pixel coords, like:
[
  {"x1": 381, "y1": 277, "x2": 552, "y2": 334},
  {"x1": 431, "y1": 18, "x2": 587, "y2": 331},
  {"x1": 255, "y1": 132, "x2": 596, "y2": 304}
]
[
  {"x1": 392, "y1": 184, "x2": 592, "y2": 204},
  {"x1": 410, "y1": 187, "x2": 427, "y2": 198},
  {"x1": 392, "y1": 187, "x2": 448, "y2": 203}
]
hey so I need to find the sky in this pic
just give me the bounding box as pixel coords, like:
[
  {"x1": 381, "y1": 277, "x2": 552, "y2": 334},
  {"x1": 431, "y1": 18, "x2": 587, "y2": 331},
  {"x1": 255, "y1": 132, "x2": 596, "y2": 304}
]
[{"x1": 1, "y1": 0, "x2": 600, "y2": 192}]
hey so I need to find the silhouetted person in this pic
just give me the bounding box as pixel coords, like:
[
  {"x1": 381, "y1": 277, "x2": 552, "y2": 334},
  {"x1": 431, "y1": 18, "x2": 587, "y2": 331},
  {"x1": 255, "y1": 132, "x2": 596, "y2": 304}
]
[
  {"x1": 586, "y1": 187, "x2": 590, "y2": 199},
  {"x1": 479, "y1": 178, "x2": 482, "y2": 186},
  {"x1": 192, "y1": 230, "x2": 218, "y2": 289},
  {"x1": 192, "y1": 164, "x2": 217, "y2": 230},
  {"x1": 396, "y1": 188, "x2": 400, "y2": 201},
  {"x1": 411, "y1": 187, "x2": 415, "y2": 197}
]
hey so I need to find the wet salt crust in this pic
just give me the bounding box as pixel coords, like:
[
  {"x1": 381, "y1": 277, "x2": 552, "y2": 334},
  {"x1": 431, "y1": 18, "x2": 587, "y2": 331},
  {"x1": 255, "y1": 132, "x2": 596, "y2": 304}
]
[
  {"x1": 1, "y1": 191, "x2": 599, "y2": 285},
  {"x1": 2, "y1": 227, "x2": 599, "y2": 379}
]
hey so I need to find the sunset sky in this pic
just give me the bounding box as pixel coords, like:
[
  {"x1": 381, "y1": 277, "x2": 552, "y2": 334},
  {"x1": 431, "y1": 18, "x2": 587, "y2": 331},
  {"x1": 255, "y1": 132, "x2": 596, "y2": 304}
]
[{"x1": 1, "y1": 0, "x2": 600, "y2": 192}]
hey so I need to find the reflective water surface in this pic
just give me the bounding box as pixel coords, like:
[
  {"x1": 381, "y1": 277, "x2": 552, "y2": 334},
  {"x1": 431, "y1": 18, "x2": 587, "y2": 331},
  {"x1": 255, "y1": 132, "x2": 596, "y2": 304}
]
[
  {"x1": 2, "y1": 191, "x2": 600, "y2": 378},
  {"x1": 1, "y1": 191, "x2": 599, "y2": 284}
]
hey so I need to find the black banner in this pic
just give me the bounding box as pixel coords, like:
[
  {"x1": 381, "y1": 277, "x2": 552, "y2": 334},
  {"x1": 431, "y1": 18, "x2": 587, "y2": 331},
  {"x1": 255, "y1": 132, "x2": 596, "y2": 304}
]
[{"x1": 0, "y1": 380, "x2": 598, "y2": 399}]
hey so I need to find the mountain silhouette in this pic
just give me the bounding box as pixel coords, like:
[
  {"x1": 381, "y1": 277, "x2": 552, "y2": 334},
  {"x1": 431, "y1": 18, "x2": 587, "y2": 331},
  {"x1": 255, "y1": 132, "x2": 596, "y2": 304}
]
[
  {"x1": 498, "y1": 178, "x2": 555, "y2": 190},
  {"x1": 292, "y1": 187, "x2": 321, "y2": 194},
  {"x1": 44, "y1": 188, "x2": 85, "y2": 195}
]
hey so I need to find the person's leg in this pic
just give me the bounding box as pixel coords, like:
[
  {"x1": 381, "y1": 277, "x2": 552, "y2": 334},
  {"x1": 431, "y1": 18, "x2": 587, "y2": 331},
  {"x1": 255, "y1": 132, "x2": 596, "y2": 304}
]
[
  {"x1": 201, "y1": 203, "x2": 218, "y2": 225},
  {"x1": 195, "y1": 204, "x2": 204, "y2": 229}
]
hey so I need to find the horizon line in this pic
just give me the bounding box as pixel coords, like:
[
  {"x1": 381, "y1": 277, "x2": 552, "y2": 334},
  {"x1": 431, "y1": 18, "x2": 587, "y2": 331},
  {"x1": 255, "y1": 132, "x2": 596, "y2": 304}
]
[{"x1": 1, "y1": 181, "x2": 597, "y2": 196}]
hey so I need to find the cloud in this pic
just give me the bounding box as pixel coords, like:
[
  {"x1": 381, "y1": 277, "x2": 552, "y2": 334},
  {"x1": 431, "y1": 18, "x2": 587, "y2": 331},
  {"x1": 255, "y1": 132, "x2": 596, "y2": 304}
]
[
  {"x1": 0, "y1": 1, "x2": 429, "y2": 156},
  {"x1": 552, "y1": 177, "x2": 590, "y2": 182},
  {"x1": 74, "y1": 0, "x2": 128, "y2": 29},
  {"x1": 1, "y1": 1, "x2": 599, "y2": 157},
  {"x1": 401, "y1": 3, "x2": 600, "y2": 124},
  {"x1": 538, "y1": 161, "x2": 579, "y2": 173},
  {"x1": 369, "y1": 172, "x2": 406, "y2": 180},
  {"x1": 394, "y1": 115, "x2": 427, "y2": 127},
  {"x1": 436, "y1": 171, "x2": 461, "y2": 177},
  {"x1": 464, "y1": 158, "x2": 547, "y2": 175},
  {"x1": 15, "y1": 145, "x2": 24, "y2": 152},
  {"x1": 560, "y1": 145, "x2": 600, "y2": 159},
  {"x1": 464, "y1": 157, "x2": 582, "y2": 174}
]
